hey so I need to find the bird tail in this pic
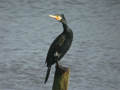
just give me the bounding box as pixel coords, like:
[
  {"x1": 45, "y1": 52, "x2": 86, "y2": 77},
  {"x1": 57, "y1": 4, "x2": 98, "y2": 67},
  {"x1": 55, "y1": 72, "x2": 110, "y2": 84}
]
[{"x1": 44, "y1": 67, "x2": 51, "y2": 84}]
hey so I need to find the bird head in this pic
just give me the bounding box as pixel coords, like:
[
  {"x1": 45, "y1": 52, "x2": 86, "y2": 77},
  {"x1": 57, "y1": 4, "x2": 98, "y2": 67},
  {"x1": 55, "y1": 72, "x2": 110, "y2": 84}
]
[{"x1": 49, "y1": 14, "x2": 66, "y2": 23}]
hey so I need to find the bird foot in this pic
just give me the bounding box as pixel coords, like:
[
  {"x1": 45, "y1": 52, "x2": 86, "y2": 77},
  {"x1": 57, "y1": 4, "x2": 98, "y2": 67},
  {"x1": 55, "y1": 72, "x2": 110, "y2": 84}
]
[{"x1": 56, "y1": 64, "x2": 68, "y2": 73}]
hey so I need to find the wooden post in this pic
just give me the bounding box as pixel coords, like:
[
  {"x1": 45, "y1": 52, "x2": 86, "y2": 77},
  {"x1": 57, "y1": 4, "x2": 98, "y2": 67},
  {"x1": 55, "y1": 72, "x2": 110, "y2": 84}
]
[{"x1": 52, "y1": 65, "x2": 70, "y2": 90}]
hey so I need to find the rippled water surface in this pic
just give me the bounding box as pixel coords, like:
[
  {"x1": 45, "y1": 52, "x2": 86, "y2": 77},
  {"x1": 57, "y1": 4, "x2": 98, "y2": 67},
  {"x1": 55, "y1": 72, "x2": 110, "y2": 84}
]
[{"x1": 0, "y1": 0, "x2": 120, "y2": 90}]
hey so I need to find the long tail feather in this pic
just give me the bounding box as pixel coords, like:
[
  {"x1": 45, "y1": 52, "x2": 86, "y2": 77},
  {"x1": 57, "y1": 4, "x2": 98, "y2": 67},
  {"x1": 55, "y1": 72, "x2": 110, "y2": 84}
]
[{"x1": 44, "y1": 67, "x2": 51, "y2": 84}]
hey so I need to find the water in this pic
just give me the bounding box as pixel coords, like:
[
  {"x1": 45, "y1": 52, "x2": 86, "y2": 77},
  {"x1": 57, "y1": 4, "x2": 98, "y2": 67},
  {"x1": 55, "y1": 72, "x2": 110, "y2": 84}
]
[{"x1": 0, "y1": 0, "x2": 120, "y2": 90}]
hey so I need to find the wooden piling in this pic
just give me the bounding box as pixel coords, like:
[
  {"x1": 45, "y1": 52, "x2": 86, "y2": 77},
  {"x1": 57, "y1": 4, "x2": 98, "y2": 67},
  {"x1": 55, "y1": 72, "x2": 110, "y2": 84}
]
[{"x1": 52, "y1": 65, "x2": 70, "y2": 90}]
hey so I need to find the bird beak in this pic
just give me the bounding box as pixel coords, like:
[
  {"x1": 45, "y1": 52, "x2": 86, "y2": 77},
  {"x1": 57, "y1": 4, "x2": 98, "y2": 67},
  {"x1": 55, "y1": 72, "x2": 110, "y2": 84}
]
[{"x1": 49, "y1": 15, "x2": 62, "y2": 21}]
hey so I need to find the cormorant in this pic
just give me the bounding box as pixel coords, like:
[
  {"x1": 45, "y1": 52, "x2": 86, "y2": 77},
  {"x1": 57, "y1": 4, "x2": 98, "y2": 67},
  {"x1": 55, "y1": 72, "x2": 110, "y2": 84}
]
[{"x1": 44, "y1": 14, "x2": 73, "y2": 84}]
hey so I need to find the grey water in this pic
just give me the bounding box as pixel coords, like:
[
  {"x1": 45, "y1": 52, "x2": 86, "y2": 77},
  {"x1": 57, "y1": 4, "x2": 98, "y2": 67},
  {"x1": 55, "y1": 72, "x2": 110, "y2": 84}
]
[{"x1": 0, "y1": 0, "x2": 120, "y2": 90}]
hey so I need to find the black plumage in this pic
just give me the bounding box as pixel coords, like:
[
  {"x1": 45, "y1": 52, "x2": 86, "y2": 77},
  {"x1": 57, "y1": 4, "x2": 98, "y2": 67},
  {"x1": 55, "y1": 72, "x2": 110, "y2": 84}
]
[{"x1": 44, "y1": 14, "x2": 73, "y2": 84}]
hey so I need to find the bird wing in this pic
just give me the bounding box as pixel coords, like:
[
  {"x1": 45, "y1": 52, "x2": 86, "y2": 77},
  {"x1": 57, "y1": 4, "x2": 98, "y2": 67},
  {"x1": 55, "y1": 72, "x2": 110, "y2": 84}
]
[
  {"x1": 45, "y1": 34, "x2": 66, "y2": 64},
  {"x1": 52, "y1": 34, "x2": 65, "y2": 55},
  {"x1": 53, "y1": 35, "x2": 65, "y2": 57},
  {"x1": 56, "y1": 35, "x2": 65, "y2": 47}
]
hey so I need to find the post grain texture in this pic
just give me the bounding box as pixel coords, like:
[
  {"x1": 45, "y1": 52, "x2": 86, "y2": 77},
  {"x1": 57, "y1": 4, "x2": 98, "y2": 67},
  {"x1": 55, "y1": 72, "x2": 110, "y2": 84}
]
[{"x1": 52, "y1": 65, "x2": 70, "y2": 90}]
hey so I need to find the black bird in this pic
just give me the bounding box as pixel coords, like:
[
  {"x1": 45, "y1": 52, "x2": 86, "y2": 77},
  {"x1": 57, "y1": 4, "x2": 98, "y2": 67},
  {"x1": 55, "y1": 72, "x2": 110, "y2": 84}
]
[{"x1": 44, "y1": 14, "x2": 73, "y2": 84}]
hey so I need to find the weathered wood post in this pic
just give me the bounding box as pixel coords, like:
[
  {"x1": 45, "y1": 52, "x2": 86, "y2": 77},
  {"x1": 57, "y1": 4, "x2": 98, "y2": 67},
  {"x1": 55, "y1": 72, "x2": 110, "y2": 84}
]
[{"x1": 52, "y1": 65, "x2": 70, "y2": 90}]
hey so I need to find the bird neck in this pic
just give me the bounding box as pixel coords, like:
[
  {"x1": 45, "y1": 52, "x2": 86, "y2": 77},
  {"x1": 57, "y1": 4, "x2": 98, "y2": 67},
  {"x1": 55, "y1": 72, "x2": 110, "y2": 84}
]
[{"x1": 62, "y1": 21, "x2": 69, "y2": 32}]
